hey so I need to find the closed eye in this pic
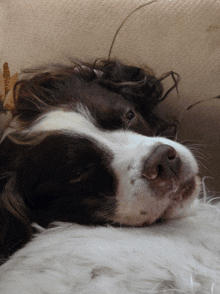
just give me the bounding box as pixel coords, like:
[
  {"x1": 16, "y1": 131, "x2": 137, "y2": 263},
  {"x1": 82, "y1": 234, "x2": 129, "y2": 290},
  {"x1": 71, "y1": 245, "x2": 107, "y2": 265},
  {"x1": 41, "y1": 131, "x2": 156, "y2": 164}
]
[{"x1": 70, "y1": 164, "x2": 96, "y2": 183}]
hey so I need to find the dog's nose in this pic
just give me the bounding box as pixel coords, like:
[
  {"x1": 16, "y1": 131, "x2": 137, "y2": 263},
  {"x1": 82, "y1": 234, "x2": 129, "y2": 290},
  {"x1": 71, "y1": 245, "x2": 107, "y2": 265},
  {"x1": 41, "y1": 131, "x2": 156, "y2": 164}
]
[{"x1": 142, "y1": 144, "x2": 181, "y2": 180}]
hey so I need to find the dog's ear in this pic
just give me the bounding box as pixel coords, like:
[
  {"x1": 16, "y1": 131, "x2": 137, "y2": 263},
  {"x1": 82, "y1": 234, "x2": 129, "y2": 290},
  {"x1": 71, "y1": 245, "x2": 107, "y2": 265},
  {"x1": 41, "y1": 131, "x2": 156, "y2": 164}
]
[
  {"x1": 95, "y1": 60, "x2": 164, "y2": 112},
  {"x1": 96, "y1": 60, "x2": 177, "y2": 138},
  {"x1": 0, "y1": 138, "x2": 32, "y2": 262}
]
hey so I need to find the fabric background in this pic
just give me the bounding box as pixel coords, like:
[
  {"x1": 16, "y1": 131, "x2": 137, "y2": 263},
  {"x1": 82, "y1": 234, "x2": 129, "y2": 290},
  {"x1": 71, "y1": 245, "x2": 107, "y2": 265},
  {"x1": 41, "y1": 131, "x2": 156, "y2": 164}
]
[{"x1": 1, "y1": 0, "x2": 220, "y2": 193}]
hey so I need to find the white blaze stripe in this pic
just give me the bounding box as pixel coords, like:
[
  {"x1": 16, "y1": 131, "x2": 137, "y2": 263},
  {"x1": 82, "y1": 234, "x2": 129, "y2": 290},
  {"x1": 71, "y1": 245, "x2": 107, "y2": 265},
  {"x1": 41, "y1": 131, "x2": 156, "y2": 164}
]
[
  {"x1": 29, "y1": 109, "x2": 198, "y2": 175},
  {"x1": 28, "y1": 109, "x2": 151, "y2": 154},
  {"x1": 30, "y1": 110, "x2": 96, "y2": 135}
]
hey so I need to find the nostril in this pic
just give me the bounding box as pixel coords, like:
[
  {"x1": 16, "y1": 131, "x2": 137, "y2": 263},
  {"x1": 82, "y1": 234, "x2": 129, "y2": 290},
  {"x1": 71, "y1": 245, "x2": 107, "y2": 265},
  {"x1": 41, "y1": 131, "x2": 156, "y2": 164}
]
[
  {"x1": 167, "y1": 148, "x2": 176, "y2": 160},
  {"x1": 142, "y1": 144, "x2": 181, "y2": 180},
  {"x1": 157, "y1": 164, "x2": 165, "y2": 177}
]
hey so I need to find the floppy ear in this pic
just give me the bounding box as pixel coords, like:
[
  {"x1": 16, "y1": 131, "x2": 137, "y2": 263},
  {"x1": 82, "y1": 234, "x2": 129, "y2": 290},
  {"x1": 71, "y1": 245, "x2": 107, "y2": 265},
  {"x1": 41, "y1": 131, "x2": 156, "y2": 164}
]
[
  {"x1": 95, "y1": 59, "x2": 164, "y2": 111},
  {"x1": 0, "y1": 139, "x2": 32, "y2": 262},
  {"x1": 95, "y1": 60, "x2": 177, "y2": 138}
]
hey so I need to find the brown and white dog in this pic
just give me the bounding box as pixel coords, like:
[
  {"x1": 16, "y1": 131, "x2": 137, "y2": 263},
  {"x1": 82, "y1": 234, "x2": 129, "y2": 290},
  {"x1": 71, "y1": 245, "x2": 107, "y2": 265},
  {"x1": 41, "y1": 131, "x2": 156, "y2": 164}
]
[{"x1": 0, "y1": 60, "x2": 201, "y2": 262}]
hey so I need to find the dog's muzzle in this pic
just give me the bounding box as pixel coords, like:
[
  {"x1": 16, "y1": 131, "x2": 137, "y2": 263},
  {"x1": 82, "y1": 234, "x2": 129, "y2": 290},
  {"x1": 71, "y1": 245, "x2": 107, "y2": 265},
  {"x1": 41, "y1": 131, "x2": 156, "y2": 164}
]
[
  {"x1": 143, "y1": 144, "x2": 180, "y2": 180},
  {"x1": 142, "y1": 144, "x2": 195, "y2": 200}
]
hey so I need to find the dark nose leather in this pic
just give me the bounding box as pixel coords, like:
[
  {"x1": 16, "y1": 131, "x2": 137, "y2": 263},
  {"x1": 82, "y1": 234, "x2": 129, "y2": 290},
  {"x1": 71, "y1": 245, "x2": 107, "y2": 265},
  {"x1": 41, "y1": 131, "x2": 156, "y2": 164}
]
[{"x1": 142, "y1": 144, "x2": 181, "y2": 181}]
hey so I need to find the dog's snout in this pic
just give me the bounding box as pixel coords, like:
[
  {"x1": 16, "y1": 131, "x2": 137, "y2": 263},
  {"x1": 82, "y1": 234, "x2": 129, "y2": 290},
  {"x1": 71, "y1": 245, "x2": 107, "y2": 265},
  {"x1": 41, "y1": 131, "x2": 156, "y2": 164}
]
[{"x1": 142, "y1": 144, "x2": 181, "y2": 181}]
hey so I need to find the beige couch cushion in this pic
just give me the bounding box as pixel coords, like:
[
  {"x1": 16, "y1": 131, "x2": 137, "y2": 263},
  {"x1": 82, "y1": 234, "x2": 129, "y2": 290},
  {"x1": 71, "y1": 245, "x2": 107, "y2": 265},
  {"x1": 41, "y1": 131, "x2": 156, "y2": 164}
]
[{"x1": 1, "y1": 0, "x2": 220, "y2": 192}]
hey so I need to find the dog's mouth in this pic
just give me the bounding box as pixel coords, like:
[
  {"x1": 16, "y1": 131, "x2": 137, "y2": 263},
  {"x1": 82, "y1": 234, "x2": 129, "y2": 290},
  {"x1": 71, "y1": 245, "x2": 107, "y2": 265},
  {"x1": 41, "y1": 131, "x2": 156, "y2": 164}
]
[
  {"x1": 158, "y1": 175, "x2": 201, "y2": 221},
  {"x1": 139, "y1": 175, "x2": 201, "y2": 227},
  {"x1": 168, "y1": 176, "x2": 197, "y2": 201},
  {"x1": 112, "y1": 174, "x2": 200, "y2": 228}
]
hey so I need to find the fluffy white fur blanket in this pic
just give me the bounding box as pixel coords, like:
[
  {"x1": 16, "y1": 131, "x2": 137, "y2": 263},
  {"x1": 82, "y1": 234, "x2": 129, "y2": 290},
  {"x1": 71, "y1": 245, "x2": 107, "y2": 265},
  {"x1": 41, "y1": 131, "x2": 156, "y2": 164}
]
[{"x1": 0, "y1": 200, "x2": 220, "y2": 294}]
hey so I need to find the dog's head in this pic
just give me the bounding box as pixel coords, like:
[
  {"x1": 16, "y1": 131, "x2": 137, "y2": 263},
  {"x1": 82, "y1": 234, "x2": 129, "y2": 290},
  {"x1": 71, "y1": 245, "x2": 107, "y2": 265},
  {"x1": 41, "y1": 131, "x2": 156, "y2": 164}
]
[{"x1": 0, "y1": 60, "x2": 201, "y2": 259}]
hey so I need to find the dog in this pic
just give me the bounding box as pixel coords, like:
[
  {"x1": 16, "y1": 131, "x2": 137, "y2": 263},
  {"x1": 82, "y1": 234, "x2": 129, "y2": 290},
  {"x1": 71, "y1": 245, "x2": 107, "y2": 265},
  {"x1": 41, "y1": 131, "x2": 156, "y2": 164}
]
[{"x1": 0, "y1": 59, "x2": 201, "y2": 263}]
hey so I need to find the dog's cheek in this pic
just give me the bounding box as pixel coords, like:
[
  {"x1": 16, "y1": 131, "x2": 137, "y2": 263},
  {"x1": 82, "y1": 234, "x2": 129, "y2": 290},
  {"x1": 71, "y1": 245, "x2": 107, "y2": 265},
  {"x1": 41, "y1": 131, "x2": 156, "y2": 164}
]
[{"x1": 82, "y1": 196, "x2": 117, "y2": 224}]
